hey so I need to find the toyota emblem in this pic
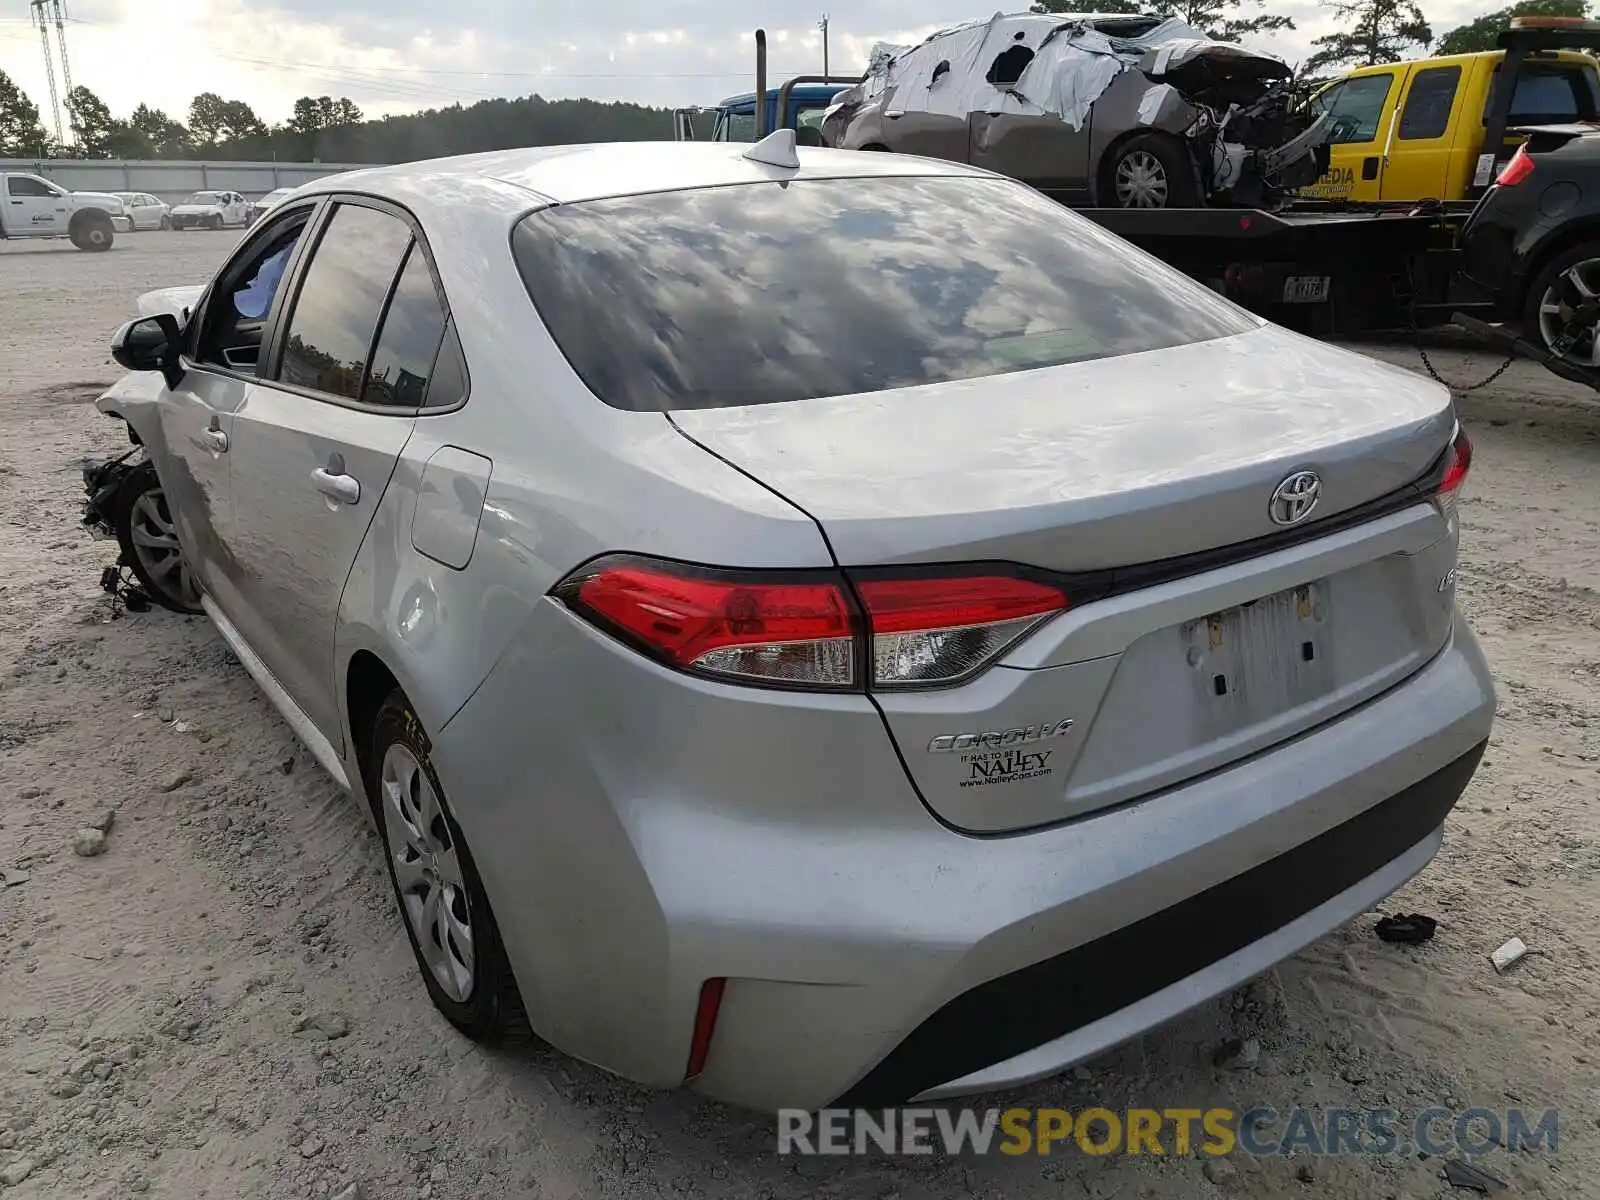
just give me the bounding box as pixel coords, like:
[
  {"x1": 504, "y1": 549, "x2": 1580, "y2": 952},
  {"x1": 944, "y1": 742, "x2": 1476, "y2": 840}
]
[{"x1": 1268, "y1": 470, "x2": 1322, "y2": 527}]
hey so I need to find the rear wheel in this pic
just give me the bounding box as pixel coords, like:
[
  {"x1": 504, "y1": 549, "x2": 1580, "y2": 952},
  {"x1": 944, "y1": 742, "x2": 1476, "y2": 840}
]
[
  {"x1": 1105, "y1": 133, "x2": 1200, "y2": 209},
  {"x1": 1522, "y1": 240, "x2": 1600, "y2": 365},
  {"x1": 112, "y1": 462, "x2": 202, "y2": 613},
  {"x1": 367, "y1": 692, "x2": 523, "y2": 1041}
]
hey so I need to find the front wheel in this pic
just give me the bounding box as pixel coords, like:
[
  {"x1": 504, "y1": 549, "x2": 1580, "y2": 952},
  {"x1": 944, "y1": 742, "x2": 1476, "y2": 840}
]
[
  {"x1": 206, "y1": 215, "x2": 222, "y2": 231},
  {"x1": 368, "y1": 692, "x2": 523, "y2": 1041},
  {"x1": 1104, "y1": 133, "x2": 1201, "y2": 209},
  {"x1": 159, "y1": 214, "x2": 171, "y2": 230},
  {"x1": 70, "y1": 216, "x2": 114, "y2": 251},
  {"x1": 112, "y1": 461, "x2": 203, "y2": 613},
  {"x1": 1522, "y1": 240, "x2": 1600, "y2": 364}
]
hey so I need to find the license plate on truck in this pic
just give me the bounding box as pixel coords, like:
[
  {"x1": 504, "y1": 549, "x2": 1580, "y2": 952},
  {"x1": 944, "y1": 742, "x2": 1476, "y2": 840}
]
[{"x1": 1283, "y1": 275, "x2": 1331, "y2": 304}]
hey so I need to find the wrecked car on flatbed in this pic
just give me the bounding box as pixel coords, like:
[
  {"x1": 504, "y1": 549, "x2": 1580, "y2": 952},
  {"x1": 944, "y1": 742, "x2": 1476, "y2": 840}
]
[{"x1": 820, "y1": 11, "x2": 1330, "y2": 210}]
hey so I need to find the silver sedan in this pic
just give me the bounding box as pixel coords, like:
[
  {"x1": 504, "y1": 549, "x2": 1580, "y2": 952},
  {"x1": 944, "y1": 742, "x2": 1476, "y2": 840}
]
[{"x1": 96, "y1": 136, "x2": 1495, "y2": 1111}]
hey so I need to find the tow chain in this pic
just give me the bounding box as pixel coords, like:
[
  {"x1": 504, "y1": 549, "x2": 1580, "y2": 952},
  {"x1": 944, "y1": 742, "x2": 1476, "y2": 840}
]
[{"x1": 1415, "y1": 342, "x2": 1516, "y2": 392}]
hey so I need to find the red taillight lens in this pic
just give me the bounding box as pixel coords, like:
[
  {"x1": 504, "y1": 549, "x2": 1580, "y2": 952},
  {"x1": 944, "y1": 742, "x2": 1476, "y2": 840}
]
[
  {"x1": 555, "y1": 556, "x2": 1071, "y2": 691},
  {"x1": 854, "y1": 574, "x2": 1068, "y2": 688},
  {"x1": 1434, "y1": 425, "x2": 1473, "y2": 517},
  {"x1": 555, "y1": 556, "x2": 857, "y2": 688},
  {"x1": 1497, "y1": 145, "x2": 1534, "y2": 187},
  {"x1": 684, "y1": 977, "x2": 725, "y2": 1080}
]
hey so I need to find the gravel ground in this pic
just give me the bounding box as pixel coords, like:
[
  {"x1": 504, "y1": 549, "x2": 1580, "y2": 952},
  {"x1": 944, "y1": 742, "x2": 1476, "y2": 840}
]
[{"x1": 2, "y1": 231, "x2": 1599, "y2": 1200}]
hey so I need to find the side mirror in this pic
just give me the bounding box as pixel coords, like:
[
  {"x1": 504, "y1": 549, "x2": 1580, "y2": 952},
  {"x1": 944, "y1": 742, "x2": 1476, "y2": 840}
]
[{"x1": 111, "y1": 313, "x2": 185, "y2": 390}]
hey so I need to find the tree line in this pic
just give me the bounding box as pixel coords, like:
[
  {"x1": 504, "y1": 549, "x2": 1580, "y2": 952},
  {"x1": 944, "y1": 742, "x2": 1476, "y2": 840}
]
[{"x1": 0, "y1": 0, "x2": 1593, "y2": 163}]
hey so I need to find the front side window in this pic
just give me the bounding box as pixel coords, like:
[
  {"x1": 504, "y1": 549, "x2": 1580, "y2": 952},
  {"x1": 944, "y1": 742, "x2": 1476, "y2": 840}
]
[
  {"x1": 1321, "y1": 73, "x2": 1395, "y2": 144},
  {"x1": 511, "y1": 175, "x2": 1254, "y2": 412},
  {"x1": 195, "y1": 208, "x2": 312, "y2": 372},
  {"x1": 8, "y1": 176, "x2": 54, "y2": 198},
  {"x1": 1399, "y1": 66, "x2": 1461, "y2": 140},
  {"x1": 276, "y1": 203, "x2": 412, "y2": 401}
]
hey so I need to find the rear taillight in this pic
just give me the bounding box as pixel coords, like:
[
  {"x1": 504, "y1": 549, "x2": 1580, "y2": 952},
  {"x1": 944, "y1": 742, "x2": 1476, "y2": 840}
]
[
  {"x1": 1434, "y1": 425, "x2": 1472, "y2": 518},
  {"x1": 554, "y1": 556, "x2": 856, "y2": 688},
  {"x1": 1496, "y1": 145, "x2": 1535, "y2": 187},
  {"x1": 854, "y1": 574, "x2": 1067, "y2": 687},
  {"x1": 554, "y1": 555, "x2": 1068, "y2": 692}
]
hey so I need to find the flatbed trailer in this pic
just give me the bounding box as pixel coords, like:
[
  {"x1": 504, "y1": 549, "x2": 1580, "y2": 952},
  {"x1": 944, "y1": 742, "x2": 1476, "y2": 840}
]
[{"x1": 1079, "y1": 201, "x2": 1488, "y2": 337}]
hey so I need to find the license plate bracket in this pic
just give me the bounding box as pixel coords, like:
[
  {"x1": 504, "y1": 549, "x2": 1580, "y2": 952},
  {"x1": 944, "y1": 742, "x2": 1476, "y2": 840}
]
[{"x1": 1185, "y1": 583, "x2": 1328, "y2": 717}]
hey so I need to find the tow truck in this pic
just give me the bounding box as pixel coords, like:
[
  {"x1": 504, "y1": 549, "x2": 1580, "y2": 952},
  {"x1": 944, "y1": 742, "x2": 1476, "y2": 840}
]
[{"x1": 688, "y1": 19, "x2": 1600, "y2": 392}]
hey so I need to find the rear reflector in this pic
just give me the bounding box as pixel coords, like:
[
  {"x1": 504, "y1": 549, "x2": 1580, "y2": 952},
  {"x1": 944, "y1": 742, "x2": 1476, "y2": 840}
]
[
  {"x1": 684, "y1": 977, "x2": 726, "y2": 1080},
  {"x1": 554, "y1": 555, "x2": 1070, "y2": 691},
  {"x1": 1434, "y1": 425, "x2": 1473, "y2": 517},
  {"x1": 854, "y1": 575, "x2": 1068, "y2": 687}
]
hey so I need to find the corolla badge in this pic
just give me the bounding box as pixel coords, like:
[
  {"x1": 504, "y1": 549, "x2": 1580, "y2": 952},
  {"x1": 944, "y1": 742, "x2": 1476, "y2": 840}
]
[
  {"x1": 1268, "y1": 470, "x2": 1322, "y2": 527},
  {"x1": 927, "y1": 719, "x2": 1074, "y2": 754}
]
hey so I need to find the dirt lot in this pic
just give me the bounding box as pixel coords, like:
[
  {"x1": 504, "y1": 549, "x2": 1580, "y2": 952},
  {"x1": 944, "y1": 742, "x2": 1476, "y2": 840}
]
[{"x1": 1, "y1": 231, "x2": 1598, "y2": 1200}]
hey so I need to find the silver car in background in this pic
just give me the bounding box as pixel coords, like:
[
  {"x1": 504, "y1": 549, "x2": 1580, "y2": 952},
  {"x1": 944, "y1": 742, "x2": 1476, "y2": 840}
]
[{"x1": 97, "y1": 137, "x2": 1494, "y2": 1111}]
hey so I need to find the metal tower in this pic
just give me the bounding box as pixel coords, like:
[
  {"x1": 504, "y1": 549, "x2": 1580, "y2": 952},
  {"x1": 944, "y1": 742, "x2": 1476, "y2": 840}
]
[
  {"x1": 50, "y1": 0, "x2": 74, "y2": 100},
  {"x1": 29, "y1": 0, "x2": 63, "y2": 145}
]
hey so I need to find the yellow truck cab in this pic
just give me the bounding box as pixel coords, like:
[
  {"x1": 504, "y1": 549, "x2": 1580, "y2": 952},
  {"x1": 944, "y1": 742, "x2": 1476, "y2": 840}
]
[{"x1": 1303, "y1": 31, "x2": 1600, "y2": 203}]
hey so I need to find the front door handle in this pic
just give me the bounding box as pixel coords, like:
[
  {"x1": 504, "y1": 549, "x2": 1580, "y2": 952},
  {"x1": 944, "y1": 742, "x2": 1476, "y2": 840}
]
[
  {"x1": 199, "y1": 426, "x2": 229, "y2": 453},
  {"x1": 311, "y1": 466, "x2": 360, "y2": 505}
]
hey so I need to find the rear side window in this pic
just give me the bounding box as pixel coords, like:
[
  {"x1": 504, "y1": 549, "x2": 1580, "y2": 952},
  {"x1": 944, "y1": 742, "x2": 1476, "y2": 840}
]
[
  {"x1": 511, "y1": 176, "x2": 1254, "y2": 412},
  {"x1": 1399, "y1": 66, "x2": 1461, "y2": 140},
  {"x1": 361, "y1": 244, "x2": 449, "y2": 409},
  {"x1": 276, "y1": 203, "x2": 412, "y2": 401},
  {"x1": 1320, "y1": 73, "x2": 1394, "y2": 144},
  {"x1": 1485, "y1": 63, "x2": 1600, "y2": 125}
]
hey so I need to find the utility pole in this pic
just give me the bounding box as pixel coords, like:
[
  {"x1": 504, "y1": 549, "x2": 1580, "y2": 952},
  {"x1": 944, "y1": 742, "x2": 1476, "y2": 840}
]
[
  {"x1": 51, "y1": 0, "x2": 75, "y2": 101},
  {"x1": 818, "y1": 13, "x2": 830, "y2": 78},
  {"x1": 30, "y1": 0, "x2": 63, "y2": 146}
]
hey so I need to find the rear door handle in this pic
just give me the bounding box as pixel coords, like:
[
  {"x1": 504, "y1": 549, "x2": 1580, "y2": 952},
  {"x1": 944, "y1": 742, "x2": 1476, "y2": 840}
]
[
  {"x1": 311, "y1": 467, "x2": 360, "y2": 505},
  {"x1": 199, "y1": 427, "x2": 229, "y2": 453},
  {"x1": 1361, "y1": 156, "x2": 1380, "y2": 180}
]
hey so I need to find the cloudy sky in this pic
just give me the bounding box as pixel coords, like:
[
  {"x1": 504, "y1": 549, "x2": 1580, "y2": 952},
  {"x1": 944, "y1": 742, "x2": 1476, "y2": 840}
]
[{"x1": 0, "y1": 0, "x2": 1495, "y2": 130}]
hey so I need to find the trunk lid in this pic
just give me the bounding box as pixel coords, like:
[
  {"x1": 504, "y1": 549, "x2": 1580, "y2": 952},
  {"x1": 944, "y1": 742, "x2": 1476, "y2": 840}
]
[
  {"x1": 674, "y1": 324, "x2": 1462, "y2": 832},
  {"x1": 671, "y1": 324, "x2": 1453, "y2": 572}
]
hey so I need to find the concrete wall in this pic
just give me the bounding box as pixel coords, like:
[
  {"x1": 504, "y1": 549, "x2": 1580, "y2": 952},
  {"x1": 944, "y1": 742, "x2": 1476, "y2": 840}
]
[{"x1": 0, "y1": 159, "x2": 377, "y2": 204}]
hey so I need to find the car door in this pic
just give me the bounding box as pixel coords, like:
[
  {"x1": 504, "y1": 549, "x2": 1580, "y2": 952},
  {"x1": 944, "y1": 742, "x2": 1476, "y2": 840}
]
[
  {"x1": 5, "y1": 175, "x2": 69, "y2": 233},
  {"x1": 1306, "y1": 70, "x2": 1403, "y2": 202},
  {"x1": 224, "y1": 198, "x2": 438, "y2": 744},
  {"x1": 142, "y1": 195, "x2": 164, "y2": 230},
  {"x1": 1381, "y1": 63, "x2": 1465, "y2": 201},
  {"x1": 159, "y1": 202, "x2": 321, "y2": 612}
]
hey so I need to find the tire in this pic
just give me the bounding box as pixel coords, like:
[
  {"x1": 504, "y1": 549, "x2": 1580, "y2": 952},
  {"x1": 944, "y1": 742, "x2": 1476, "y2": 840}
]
[
  {"x1": 206, "y1": 215, "x2": 222, "y2": 231},
  {"x1": 1104, "y1": 133, "x2": 1201, "y2": 209},
  {"x1": 1520, "y1": 239, "x2": 1600, "y2": 363},
  {"x1": 112, "y1": 461, "x2": 203, "y2": 614},
  {"x1": 367, "y1": 691, "x2": 523, "y2": 1042},
  {"x1": 70, "y1": 214, "x2": 114, "y2": 251},
  {"x1": 159, "y1": 215, "x2": 171, "y2": 230}
]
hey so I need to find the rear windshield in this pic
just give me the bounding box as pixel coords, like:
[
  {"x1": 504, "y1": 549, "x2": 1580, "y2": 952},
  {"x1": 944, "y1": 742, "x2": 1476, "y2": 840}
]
[
  {"x1": 511, "y1": 176, "x2": 1255, "y2": 411},
  {"x1": 1484, "y1": 62, "x2": 1600, "y2": 125}
]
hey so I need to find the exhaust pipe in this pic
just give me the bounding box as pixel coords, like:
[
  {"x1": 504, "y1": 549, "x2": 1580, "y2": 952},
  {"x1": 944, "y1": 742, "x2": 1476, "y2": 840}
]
[{"x1": 755, "y1": 29, "x2": 768, "y2": 137}]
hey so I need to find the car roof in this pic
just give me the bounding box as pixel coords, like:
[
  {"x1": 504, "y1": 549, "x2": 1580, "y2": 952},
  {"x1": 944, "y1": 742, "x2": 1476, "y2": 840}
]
[
  {"x1": 289, "y1": 140, "x2": 992, "y2": 209},
  {"x1": 1341, "y1": 48, "x2": 1597, "y2": 73}
]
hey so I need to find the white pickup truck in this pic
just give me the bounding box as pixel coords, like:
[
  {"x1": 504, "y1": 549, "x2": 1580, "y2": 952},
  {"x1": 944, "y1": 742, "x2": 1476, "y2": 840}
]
[{"x1": 0, "y1": 171, "x2": 125, "y2": 251}]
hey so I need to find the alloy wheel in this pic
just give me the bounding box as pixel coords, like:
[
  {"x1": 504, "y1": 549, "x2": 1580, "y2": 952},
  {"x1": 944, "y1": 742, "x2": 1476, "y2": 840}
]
[{"x1": 1537, "y1": 258, "x2": 1600, "y2": 364}]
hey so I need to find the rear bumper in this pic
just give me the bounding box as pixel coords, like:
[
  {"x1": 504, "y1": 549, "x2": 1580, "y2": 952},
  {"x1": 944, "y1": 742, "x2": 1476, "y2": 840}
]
[{"x1": 433, "y1": 610, "x2": 1494, "y2": 1112}]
